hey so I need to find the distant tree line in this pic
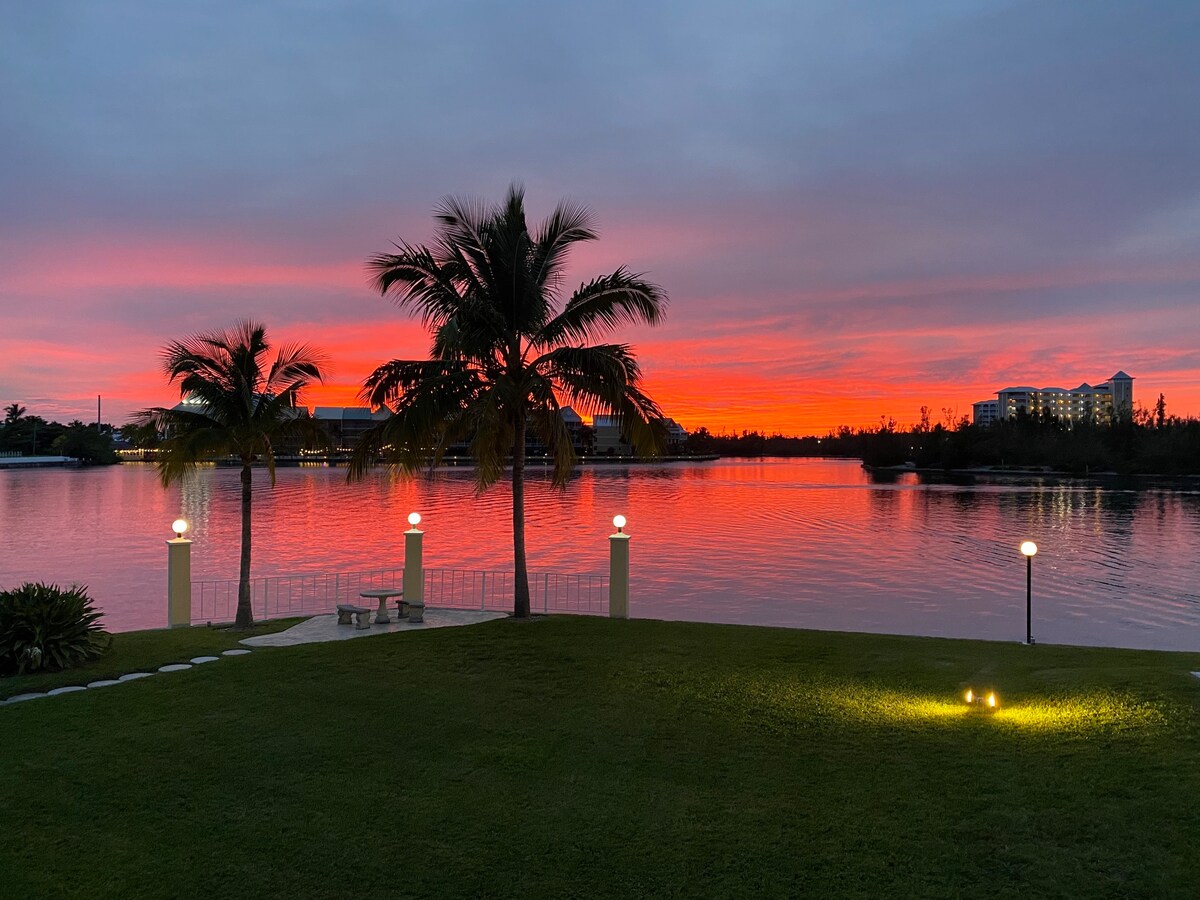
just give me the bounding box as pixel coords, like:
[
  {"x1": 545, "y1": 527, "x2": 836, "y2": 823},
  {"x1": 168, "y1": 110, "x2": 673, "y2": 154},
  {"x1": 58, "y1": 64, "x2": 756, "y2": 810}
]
[
  {"x1": 0, "y1": 403, "x2": 119, "y2": 464},
  {"x1": 685, "y1": 397, "x2": 1200, "y2": 476}
]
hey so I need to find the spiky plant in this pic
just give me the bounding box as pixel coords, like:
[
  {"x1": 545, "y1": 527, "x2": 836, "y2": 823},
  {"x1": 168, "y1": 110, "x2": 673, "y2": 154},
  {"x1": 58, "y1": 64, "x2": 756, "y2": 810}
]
[{"x1": 0, "y1": 582, "x2": 109, "y2": 674}]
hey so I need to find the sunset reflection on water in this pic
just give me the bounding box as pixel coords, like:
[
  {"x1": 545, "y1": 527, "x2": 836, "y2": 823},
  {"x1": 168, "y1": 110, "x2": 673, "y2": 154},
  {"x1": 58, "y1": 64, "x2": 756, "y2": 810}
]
[{"x1": 2, "y1": 459, "x2": 1198, "y2": 649}]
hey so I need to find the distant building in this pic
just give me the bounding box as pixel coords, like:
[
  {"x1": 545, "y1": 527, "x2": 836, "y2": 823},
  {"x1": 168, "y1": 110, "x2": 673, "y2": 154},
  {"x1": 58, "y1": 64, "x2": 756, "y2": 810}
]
[
  {"x1": 560, "y1": 407, "x2": 586, "y2": 452},
  {"x1": 972, "y1": 400, "x2": 1000, "y2": 427},
  {"x1": 312, "y1": 407, "x2": 390, "y2": 451},
  {"x1": 592, "y1": 414, "x2": 632, "y2": 456},
  {"x1": 973, "y1": 371, "x2": 1134, "y2": 425},
  {"x1": 661, "y1": 417, "x2": 688, "y2": 451},
  {"x1": 592, "y1": 414, "x2": 689, "y2": 456}
]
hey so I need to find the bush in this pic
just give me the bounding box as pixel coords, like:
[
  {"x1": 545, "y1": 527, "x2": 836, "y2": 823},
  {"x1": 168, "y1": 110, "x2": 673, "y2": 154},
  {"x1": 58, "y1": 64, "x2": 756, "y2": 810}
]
[{"x1": 0, "y1": 582, "x2": 110, "y2": 675}]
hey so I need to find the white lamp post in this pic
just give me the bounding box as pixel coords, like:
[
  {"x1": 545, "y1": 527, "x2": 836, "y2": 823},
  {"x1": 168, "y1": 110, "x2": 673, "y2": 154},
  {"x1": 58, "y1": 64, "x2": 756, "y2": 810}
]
[
  {"x1": 403, "y1": 512, "x2": 425, "y2": 621},
  {"x1": 167, "y1": 518, "x2": 192, "y2": 627},
  {"x1": 609, "y1": 515, "x2": 630, "y2": 618},
  {"x1": 1020, "y1": 541, "x2": 1038, "y2": 645}
]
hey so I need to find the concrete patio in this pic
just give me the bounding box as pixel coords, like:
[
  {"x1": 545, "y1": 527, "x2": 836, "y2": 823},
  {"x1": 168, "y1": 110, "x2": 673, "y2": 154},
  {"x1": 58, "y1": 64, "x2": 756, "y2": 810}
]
[{"x1": 239, "y1": 607, "x2": 509, "y2": 648}]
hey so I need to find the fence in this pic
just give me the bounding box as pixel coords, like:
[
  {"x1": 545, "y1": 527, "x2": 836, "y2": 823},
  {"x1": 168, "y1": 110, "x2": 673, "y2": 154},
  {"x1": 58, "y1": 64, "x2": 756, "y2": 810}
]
[{"x1": 190, "y1": 566, "x2": 609, "y2": 624}]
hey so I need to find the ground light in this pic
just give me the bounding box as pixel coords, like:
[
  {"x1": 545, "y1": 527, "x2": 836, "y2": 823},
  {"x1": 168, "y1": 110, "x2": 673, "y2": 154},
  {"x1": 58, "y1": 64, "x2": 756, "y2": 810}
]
[
  {"x1": 964, "y1": 688, "x2": 999, "y2": 711},
  {"x1": 1020, "y1": 540, "x2": 1038, "y2": 644},
  {"x1": 171, "y1": 518, "x2": 189, "y2": 539}
]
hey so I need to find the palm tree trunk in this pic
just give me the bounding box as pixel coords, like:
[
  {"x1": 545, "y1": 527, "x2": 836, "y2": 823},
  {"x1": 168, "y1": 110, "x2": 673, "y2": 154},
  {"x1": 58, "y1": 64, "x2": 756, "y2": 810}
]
[
  {"x1": 235, "y1": 461, "x2": 255, "y2": 628},
  {"x1": 512, "y1": 414, "x2": 531, "y2": 618}
]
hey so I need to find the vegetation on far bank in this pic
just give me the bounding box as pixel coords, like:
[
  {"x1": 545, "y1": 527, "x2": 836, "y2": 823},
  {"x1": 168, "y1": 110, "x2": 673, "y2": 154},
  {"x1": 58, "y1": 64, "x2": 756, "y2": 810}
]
[
  {"x1": 687, "y1": 402, "x2": 1200, "y2": 476},
  {"x1": 0, "y1": 403, "x2": 119, "y2": 463},
  {"x1": 3, "y1": 616, "x2": 1200, "y2": 898}
]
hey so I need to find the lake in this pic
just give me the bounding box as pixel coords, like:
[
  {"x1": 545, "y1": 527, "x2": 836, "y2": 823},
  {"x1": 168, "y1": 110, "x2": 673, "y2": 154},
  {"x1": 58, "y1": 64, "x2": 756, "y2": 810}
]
[{"x1": 2, "y1": 458, "x2": 1199, "y2": 650}]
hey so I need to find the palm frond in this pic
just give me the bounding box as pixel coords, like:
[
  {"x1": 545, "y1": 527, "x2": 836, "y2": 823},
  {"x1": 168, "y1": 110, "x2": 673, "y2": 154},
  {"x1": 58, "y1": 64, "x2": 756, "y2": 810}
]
[
  {"x1": 539, "y1": 268, "x2": 667, "y2": 347},
  {"x1": 531, "y1": 198, "x2": 597, "y2": 290}
]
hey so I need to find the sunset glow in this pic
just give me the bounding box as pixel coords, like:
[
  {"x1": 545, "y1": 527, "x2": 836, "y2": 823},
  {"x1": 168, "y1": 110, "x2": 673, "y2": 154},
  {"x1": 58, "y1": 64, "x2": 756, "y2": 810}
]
[{"x1": 3, "y1": 3, "x2": 1197, "y2": 434}]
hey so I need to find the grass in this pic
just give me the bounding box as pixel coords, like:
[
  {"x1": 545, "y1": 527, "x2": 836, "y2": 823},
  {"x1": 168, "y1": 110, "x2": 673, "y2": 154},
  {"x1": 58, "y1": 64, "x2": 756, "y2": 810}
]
[
  {"x1": 2, "y1": 616, "x2": 1199, "y2": 898},
  {"x1": 0, "y1": 618, "x2": 302, "y2": 699}
]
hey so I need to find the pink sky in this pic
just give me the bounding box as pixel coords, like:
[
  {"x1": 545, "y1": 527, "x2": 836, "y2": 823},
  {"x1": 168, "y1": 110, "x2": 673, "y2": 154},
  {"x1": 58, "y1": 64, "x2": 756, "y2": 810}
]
[{"x1": 2, "y1": 2, "x2": 1197, "y2": 434}]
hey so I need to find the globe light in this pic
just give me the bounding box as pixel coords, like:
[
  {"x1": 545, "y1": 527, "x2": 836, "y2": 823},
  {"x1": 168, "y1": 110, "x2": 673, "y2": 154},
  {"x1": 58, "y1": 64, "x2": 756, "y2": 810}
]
[
  {"x1": 408, "y1": 512, "x2": 421, "y2": 527},
  {"x1": 1020, "y1": 541, "x2": 1038, "y2": 557},
  {"x1": 172, "y1": 518, "x2": 189, "y2": 539},
  {"x1": 612, "y1": 515, "x2": 626, "y2": 533}
]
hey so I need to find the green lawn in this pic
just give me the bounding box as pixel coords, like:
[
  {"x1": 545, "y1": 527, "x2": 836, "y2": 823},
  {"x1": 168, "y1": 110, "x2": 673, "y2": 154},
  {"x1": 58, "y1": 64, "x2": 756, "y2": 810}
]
[
  {"x1": 2, "y1": 617, "x2": 1199, "y2": 898},
  {"x1": 0, "y1": 618, "x2": 302, "y2": 700}
]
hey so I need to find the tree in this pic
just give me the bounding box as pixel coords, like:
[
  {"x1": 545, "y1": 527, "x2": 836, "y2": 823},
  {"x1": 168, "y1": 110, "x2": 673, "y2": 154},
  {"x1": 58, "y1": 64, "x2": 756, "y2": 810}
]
[
  {"x1": 1155, "y1": 393, "x2": 1167, "y2": 429},
  {"x1": 136, "y1": 322, "x2": 329, "y2": 628},
  {"x1": 53, "y1": 421, "x2": 118, "y2": 464},
  {"x1": 118, "y1": 421, "x2": 161, "y2": 449},
  {"x1": 351, "y1": 184, "x2": 668, "y2": 618},
  {"x1": 4, "y1": 403, "x2": 26, "y2": 424}
]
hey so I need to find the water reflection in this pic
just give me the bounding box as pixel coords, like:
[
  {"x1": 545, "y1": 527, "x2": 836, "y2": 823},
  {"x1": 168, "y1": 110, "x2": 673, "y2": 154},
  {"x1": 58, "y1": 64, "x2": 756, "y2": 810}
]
[{"x1": 1, "y1": 459, "x2": 1199, "y2": 650}]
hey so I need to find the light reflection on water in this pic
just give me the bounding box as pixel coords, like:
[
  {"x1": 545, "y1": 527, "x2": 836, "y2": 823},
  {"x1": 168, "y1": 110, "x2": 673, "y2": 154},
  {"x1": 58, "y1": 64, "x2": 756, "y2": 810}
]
[{"x1": 1, "y1": 459, "x2": 1198, "y2": 650}]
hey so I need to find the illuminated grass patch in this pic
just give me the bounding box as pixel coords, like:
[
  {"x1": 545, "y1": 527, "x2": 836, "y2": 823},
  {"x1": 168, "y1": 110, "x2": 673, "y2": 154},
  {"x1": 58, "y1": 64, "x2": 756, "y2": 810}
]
[{"x1": 2, "y1": 617, "x2": 1198, "y2": 898}]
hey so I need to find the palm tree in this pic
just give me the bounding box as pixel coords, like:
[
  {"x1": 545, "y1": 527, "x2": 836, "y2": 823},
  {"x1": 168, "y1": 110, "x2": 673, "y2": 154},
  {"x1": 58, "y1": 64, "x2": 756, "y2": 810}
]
[
  {"x1": 4, "y1": 403, "x2": 26, "y2": 424},
  {"x1": 351, "y1": 184, "x2": 668, "y2": 618},
  {"x1": 137, "y1": 321, "x2": 329, "y2": 628}
]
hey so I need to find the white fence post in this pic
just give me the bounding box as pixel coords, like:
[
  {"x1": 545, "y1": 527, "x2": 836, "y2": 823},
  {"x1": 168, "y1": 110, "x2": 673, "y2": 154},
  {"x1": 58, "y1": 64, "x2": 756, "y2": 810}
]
[
  {"x1": 167, "y1": 535, "x2": 192, "y2": 627},
  {"x1": 404, "y1": 514, "x2": 425, "y2": 608},
  {"x1": 609, "y1": 516, "x2": 630, "y2": 619}
]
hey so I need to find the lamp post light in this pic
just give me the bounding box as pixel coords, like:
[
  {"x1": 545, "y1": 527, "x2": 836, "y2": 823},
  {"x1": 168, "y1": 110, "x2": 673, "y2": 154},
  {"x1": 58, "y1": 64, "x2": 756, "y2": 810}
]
[{"x1": 1020, "y1": 540, "x2": 1038, "y2": 645}]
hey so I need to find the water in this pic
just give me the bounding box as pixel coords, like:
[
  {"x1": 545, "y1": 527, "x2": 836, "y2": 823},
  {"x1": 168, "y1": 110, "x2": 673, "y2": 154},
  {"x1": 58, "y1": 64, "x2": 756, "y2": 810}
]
[{"x1": 2, "y1": 459, "x2": 1199, "y2": 650}]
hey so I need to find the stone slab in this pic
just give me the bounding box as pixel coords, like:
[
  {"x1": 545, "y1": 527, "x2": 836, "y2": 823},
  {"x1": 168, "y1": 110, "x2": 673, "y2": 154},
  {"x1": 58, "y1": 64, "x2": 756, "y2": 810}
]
[
  {"x1": 190, "y1": 656, "x2": 220, "y2": 664},
  {"x1": 158, "y1": 664, "x2": 192, "y2": 673},
  {"x1": 47, "y1": 686, "x2": 87, "y2": 696},
  {"x1": 5, "y1": 693, "x2": 48, "y2": 703},
  {"x1": 222, "y1": 649, "x2": 252, "y2": 656},
  {"x1": 240, "y1": 608, "x2": 508, "y2": 648},
  {"x1": 118, "y1": 672, "x2": 155, "y2": 682},
  {"x1": 86, "y1": 679, "x2": 122, "y2": 688}
]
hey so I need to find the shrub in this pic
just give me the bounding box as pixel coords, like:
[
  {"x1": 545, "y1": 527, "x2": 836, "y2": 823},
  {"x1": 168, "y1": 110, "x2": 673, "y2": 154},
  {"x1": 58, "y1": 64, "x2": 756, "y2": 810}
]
[{"x1": 0, "y1": 582, "x2": 110, "y2": 675}]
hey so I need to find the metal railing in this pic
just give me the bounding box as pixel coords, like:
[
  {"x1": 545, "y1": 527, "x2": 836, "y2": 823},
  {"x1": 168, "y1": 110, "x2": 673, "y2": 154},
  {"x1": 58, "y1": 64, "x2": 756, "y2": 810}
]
[{"x1": 190, "y1": 566, "x2": 608, "y2": 624}]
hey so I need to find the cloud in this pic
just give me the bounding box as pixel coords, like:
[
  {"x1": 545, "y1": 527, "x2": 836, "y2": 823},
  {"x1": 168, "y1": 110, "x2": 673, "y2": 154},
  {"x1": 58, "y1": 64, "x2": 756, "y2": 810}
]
[{"x1": 2, "y1": 1, "x2": 1198, "y2": 429}]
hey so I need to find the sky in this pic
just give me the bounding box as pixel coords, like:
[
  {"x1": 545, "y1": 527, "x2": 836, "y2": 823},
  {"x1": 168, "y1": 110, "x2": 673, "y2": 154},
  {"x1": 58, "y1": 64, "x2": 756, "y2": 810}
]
[{"x1": 2, "y1": 0, "x2": 1198, "y2": 435}]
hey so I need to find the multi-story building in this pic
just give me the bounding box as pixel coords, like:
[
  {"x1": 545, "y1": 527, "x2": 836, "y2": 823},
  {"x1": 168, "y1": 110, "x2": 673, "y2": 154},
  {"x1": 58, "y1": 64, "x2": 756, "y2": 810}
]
[
  {"x1": 971, "y1": 400, "x2": 1000, "y2": 427},
  {"x1": 973, "y1": 371, "x2": 1133, "y2": 425},
  {"x1": 593, "y1": 414, "x2": 689, "y2": 455},
  {"x1": 312, "y1": 407, "x2": 391, "y2": 451}
]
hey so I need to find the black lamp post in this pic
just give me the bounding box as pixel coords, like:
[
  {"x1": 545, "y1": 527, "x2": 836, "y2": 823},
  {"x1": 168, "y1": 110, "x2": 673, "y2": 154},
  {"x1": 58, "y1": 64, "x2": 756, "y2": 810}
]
[{"x1": 1020, "y1": 541, "x2": 1038, "y2": 644}]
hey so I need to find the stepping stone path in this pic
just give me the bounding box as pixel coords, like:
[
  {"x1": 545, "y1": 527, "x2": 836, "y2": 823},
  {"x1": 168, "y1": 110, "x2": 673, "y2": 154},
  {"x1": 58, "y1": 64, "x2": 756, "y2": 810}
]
[{"x1": 0, "y1": 649, "x2": 254, "y2": 707}]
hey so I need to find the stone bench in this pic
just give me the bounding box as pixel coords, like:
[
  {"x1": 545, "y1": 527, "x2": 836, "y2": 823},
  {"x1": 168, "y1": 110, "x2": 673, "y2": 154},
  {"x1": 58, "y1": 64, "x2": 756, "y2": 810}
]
[
  {"x1": 406, "y1": 599, "x2": 426, "y2": 624},
  {"x1": 336, "y1": 603, "x2": 372, "y2": 630}
]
